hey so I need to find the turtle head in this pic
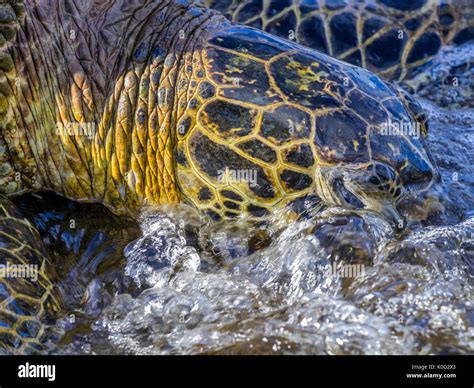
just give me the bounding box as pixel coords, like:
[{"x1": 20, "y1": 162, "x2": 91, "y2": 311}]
[{"x1": 315, "y1": 77, "x2": 437, "y2": 229}]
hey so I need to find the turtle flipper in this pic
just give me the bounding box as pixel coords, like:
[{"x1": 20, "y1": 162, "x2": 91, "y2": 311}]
[{"x1": 0, "y1": 196, "x2": 62, "y2": 354}]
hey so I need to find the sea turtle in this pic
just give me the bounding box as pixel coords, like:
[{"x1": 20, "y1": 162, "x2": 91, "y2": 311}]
[
  {"x1": 0, "y1": 196, "x2": 62, "y2": 353},
  {"x1": 0, "y1": 0, "x2": 437, "y2": 353},
  {"x1": 207, "y1": 0, "x2": 474, "y2": 82}
]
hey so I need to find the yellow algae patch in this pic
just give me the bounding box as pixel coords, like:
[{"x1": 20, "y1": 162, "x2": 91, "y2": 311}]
[
  {"x1": 286, "y1": 60, "x2": 328, "y2": 91},
  {"x1": 353, "y1": 139, "x2": 360, "y2": 151}
]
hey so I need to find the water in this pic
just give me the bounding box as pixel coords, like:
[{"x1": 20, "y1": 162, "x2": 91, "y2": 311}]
[
  {"x1": 16, "y1": 44, "x2": 474, "y2": 355},
  {"x1": 53, "y1": 106, "x2": 473, "y2": 354},
  {"x1": 54, "y1": 201, "x2": 473, "y2": 354}
]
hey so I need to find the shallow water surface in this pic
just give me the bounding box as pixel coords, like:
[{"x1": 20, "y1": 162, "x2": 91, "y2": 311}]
[
  {"x1": 54, "y1": 200, "x2": 473, "y2": 354},
  {"x1": 18, "y1": 44, "x2": 473, "y2": 356},
  {"x1": 51, "y1": 104, "x2": 473, "y2": 354}
]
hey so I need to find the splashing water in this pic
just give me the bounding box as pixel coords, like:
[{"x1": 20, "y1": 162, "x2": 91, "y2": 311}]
[
  {"x1": 45, "y1": 44, "x2": 474, "y2": 355},
  {"x1": 56, "y1": 180, "x2": 473, "y2": 355}
]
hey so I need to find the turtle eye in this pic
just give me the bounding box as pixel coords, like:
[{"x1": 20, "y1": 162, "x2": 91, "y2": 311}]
[{"x1": 368, "y1": 176, "x2": 381, "y2": 185}]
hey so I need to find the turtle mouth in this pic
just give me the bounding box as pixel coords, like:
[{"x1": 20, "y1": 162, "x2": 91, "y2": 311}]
[
  {"x1": 335, "y1": 177, "x2": 406, "y2": 230},
  {"x1": 317, "y1": 165, "x2": 406, "y2": 230},
  {"x1": 332, "y1": 177, "x2": 365, "y2": 209}
]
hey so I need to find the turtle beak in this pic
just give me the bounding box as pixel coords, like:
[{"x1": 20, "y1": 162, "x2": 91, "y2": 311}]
[
  {"x1": 378, "y1": 203, "x2": 406, "y2": 231},
  {"x1": 317, "y1": 165, "x2": 406, "y2": 231}
]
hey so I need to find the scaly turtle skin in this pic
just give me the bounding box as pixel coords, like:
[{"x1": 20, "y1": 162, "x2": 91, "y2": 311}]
[
  {"x1": 175, "y1": 26, "x2": 435, "y2": 223},
  {"x1": 0, "y1": 0, "x2": 63, "y2": 354},
  {"x1": 0, "y1": 0, "x2": 437, "y2": 352},
  {"x1": 0, "y1": 196, "x2": 62, "y2": 354},
  {"x1": 207, "y1": 0, "x2": 474, "y2": 82}
]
